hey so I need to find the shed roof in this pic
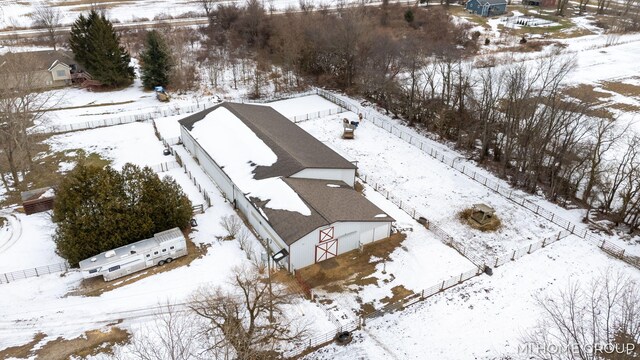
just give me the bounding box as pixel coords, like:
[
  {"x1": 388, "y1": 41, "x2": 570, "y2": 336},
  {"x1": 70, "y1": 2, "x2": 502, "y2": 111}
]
[
  {"x1": 260, "y1": 179, "x2": 394, "y2": 245},
  {"x1": 480, "y1": 0, "x2": 507, "y2": 5},
  {"x1": 179, "y1": 102, "x2": 356, "y2": 179},
  {"x1": 0, "y1": 50, "x2": 80, "y2": 72}
]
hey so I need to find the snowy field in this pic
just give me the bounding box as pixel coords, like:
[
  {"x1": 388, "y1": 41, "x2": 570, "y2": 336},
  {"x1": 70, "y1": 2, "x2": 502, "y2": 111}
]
[
  {"x1": 298, "y1": 109, "x2": 564, "y2": 261},
  {"x1": 0, "y1": 117, "x2": 336, "y2": 354},
  {"x1": 0, "y1": 0, "x2": 368, "y2": 30},
  {"x1": 306, "y1": 238, "x2": 640, "y2": 360}
]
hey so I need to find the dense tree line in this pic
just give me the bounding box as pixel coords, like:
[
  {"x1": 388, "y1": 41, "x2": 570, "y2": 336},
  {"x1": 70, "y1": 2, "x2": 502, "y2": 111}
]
[
  {"x1": 196, "y1": 3, "x2": 640, "y2": 233},
  {"x1": 54, "y1": 163, "x2": 192, "y2": 266},
  {"x1": 198, "y1": 3, "x2": 476, "y2": 98}
]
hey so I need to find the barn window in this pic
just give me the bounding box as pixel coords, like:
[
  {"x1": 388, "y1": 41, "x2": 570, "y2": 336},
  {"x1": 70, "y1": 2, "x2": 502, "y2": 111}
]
[
  {"x1": 88, "y1": 269, "x2": 98, "y2": 274},
  {"x1": 56, "y1": 69, "x2": 66, "y2": 77},
  {"x1": 108, "y1": 265, "x2": 120, "y2": 272}
]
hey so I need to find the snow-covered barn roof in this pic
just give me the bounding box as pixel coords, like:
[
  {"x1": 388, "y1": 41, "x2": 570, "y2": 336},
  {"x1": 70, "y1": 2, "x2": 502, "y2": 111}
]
[
  {"x1": 257, "y1": 179, "x2": 394, "y2": 245},
  {"x1": 179, "y1": 102, "x2": 357, "y2": 179},
  {"x1": 179, "y1": 102, "x2": 392, "y2": 246}
]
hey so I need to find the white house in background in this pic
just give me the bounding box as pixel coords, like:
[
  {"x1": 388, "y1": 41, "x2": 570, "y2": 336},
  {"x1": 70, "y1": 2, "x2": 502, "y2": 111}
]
[
  {"x1": 179, "y1": 102, "x2": 394, "y2": 272},
  {"x1": 0, "y1": 50, "x2": 89, "y2": 90},
  {"x1": 78, "y1": 228, "x2": 188, "y2": 281}
]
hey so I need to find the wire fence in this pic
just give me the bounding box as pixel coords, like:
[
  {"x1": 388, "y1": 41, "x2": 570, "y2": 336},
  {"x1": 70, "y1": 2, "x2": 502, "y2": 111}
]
[
  {"x1": 42, "y1": 100, "x2": 221, "y2": 134},
  {"x1": 362, "y1": 267, "x2": 483, "y2": 322},
  {"x1": 147, "y1": 160, "x2": 181, "y2": 173},
  {"x1": 288, "y1": 107, "x2": 345, "y2": 123},
  {"x1": 283, "y1": 319, "x2": 359, "y2": 358},
  {"x1": 491, "y1": 230, "x2": 571, "y2": 268},
  {"x1": 0, "y1": 262, "x2": 70, "y2": 284},
  {"x1": 357, "y1": 169, "x2": 486, "y2": 269},
  {"x1": 314, "y1": 89, "x2": 639, "y2": 270}
]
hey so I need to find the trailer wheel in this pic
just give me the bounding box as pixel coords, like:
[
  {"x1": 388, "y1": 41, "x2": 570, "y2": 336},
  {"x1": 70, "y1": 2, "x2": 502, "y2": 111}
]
[
  {"x1": 165, "y1": 258, "x2": 173, "y2": 263},
  {"x1": 158, "y1": 260, "x2": 165, "y2": 266}
]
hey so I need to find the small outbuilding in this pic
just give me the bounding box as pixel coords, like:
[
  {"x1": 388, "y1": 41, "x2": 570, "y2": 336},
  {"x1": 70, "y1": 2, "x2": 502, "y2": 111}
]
[
  {"x1": 471, "y1": 203, "x2": 496, "y2": 225},
  {"x1": 522, "y1": 0, "x2": 556, "y2": 7},
  {"x1": 466, "y1": 0, "x2": 507, "y2": 16},
  {"x1": 21, "y1": 187, "x2": 55, "y2": 215}
]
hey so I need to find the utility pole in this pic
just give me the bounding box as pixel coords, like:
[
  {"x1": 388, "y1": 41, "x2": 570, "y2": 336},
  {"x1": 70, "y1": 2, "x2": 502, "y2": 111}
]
[{"x1": 267, "y1": 238, "x2": 274, "y2": 323}]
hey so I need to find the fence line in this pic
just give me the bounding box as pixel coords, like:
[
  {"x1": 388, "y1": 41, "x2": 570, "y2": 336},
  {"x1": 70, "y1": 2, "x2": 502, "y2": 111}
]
[
  {"x1": 283, "y1": 319, "x2": 359, "y2": 358},
  {"x1": 491, "y1": 230, "x2": 571, "y2": 268},
  {"x1": 0, "y1": 262, "x2": 70, "y2": 284},
  {"x1": 356, "y1": 169, "x2": 486, "y2": 269},
  {"x1": 148, "y1": 160, "x2": 181, "y2": 173},
  {"x1": 288, "y1": 107, "x2": 345, "y2": 123},
  {"x1": 174, "y1": 152, "x2": 214, "y2": 209},
  {"x1": 362, "y1": 267, "x2": 483, "y2": 322},
  {"x1": 313, "y1": 89, "x2": 640, "y2": 270},
  {"x1": 42, "y1": 100, "x2": 221, "y2": 134}
]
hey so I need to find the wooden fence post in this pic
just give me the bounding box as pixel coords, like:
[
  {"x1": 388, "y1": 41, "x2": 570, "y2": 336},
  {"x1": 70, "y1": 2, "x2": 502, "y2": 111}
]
[
  {"x1": 527, "y1": 244, "x2": 532, "y2": 254},
  {"x1": 511, "y1": 250, "x2": 516, "y2": 260}
]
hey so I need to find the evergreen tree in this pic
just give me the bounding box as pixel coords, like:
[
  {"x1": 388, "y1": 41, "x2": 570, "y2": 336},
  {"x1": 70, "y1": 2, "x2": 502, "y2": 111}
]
[
  {"x1": 69, "y1": 10, "x2": 135, "y2": 87},
  {"x1": 69, "y1": 11, "x2": 98, "y2": 67},
  {"x1": 54, "y1": 163, "x2": 192, "y2": 267},
  {"x1": 140, "y1": 30, "x2": 173, "y2": 90}
]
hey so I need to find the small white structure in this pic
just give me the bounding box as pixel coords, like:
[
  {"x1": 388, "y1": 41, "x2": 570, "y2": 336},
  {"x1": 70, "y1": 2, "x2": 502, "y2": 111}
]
[{"x1": 79, "y1": 228, "x2": 188, "y2": 281}]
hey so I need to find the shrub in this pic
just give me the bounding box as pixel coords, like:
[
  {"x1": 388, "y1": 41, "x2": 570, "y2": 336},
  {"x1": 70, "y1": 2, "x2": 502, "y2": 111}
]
[{"x1": 53, "y1": 162, "x2": 192, "y2": 266}]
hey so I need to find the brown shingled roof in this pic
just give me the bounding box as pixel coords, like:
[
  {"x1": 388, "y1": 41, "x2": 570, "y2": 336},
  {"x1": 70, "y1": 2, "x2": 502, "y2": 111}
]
[
  {"x1": 0, "y1": 50, "x2": 82, "y2": 72},
  {"x1": 179, "y1": 102, "x2": 356, "y2": 179},
  {"x1": 260, "y1": 179, "x2": 394, "y2": 245}
]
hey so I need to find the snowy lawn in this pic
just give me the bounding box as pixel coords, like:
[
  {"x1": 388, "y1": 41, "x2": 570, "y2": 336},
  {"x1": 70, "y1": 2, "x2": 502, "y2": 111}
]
[
  {"x1": 298, "y1": 111, "x2": 565, "y2": 261},
  {"x1": 46, "y1": 122, "x2": 169, "y2": 170},
  {"x1": 0, "y1": 121, "x2": 337, "y2": 354},
  {"x1": 306, "y1": 237, "x2": 640, "y2": 360}
]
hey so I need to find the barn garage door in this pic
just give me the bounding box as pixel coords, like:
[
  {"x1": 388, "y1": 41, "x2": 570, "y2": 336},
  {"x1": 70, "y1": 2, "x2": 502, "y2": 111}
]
[{"x1": 315, "y1": 240, "x2": 338, "y2": 263}]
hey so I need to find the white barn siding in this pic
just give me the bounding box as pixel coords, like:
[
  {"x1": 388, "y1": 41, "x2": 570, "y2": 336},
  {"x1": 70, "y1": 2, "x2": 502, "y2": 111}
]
[
  {"x1": 181, "y1": 126, "x2": 290, "y2": 267},
  {"x1": 290, "y1": 221, "x2": 392, "y2": 271},
  {"x1": 290, "y1": 168, "x2": 356, "y2": 187}
]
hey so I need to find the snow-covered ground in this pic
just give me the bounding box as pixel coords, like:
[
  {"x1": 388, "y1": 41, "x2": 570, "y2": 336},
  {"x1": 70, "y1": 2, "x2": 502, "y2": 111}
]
[
  {"x1": 306, "y1": 237, "x2": 640, "y2": 360},
  {"x1": 0, "y1": 116, "x2": 337, "y2": 355},
  {"x1": 298, "y1": 109, "x2": 564, "y2": 261}
]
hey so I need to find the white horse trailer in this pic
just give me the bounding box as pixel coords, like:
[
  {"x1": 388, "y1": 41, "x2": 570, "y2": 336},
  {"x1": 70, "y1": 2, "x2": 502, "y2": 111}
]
[{"x1": 79, "y1": 228, "x2": 188, "y2": 281}]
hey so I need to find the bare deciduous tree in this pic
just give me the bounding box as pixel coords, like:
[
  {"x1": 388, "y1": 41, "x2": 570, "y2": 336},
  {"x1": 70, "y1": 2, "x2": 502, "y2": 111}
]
[
  {"x1": 523, "y1": 269, "x2": 640, "y2": 359},
  {"x1": 110, "y1": 303, "x2": 199, "y2": 360},
  {"x1": 219, "y1": 214, "x2": 242, "y2": 240},
  {"x1": 32, "y1": 4, "x2": 62, "y2": 50},
  {"x1": 190, "y1": 266, "x2": 307, "y2": 360},
  {"x1": 0, "y1": 52, "x2": 58, "y2": 192}
]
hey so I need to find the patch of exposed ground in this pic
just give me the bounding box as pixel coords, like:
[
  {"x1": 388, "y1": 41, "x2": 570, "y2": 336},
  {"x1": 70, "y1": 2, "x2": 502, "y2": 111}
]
[
  {"x1": 0, "y1": 327, "x2": 130, "y2": 360},
  {"x1": 297, "y1": 232, "x2": 406, "y2": 291},
  {"x1": 600, "y1": 81, "x2": 640, "y2": 99}
]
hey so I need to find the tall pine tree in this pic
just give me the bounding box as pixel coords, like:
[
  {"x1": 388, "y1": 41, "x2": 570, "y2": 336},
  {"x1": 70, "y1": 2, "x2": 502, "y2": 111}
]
[
  {"x1": 69, "y1": 10, "x2": 135, "y2": 87},
  {"x1": 140, "y1": 30, "x2": 173, "y2": 90}
]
